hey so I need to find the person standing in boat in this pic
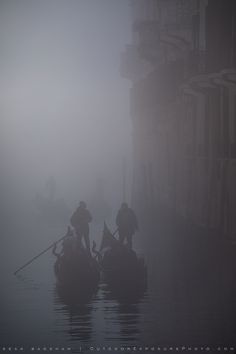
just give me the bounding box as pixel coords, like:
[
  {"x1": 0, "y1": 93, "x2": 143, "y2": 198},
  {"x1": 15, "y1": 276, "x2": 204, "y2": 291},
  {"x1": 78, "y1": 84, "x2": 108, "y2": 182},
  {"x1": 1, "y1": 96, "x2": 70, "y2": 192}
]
[
  {"x1": 70, "y1": 201, "x2": 92, "y2": 255},
  {"x1": 116, "y1": 202, "x2": 138, "y2": 249}
]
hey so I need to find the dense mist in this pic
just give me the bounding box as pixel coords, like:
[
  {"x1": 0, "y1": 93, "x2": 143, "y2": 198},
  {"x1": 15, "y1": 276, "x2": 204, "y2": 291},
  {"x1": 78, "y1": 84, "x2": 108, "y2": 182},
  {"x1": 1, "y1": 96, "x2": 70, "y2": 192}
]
[
  {"x1": 1, "y1": 0, "x2": 236, "y2": 349},
  {"x1": 0, "y1": 0, "x2": 132, "y2": 266}
]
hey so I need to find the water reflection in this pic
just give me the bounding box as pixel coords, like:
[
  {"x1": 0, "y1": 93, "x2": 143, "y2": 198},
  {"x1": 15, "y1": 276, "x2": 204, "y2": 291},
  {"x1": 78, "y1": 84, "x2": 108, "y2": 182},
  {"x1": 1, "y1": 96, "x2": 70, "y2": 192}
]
[
  {"x1": 53, "y1": 281, "x2": 148, "y2": 346},
  {"x1": 102, "y1": 279, "x2": 147, "y2": 305},
  {"x1": 102, "y1": 284, "x2": 147, "y2": 343},
  {"x1": 55, "y1": 282, "x2": 99, "y2": 305},
  {"x1": 4, "y1": 248, "x2": 235, "y2": 348},
  {"x1": 54, "y1": 285, "x2": 95, "y2": 343}
]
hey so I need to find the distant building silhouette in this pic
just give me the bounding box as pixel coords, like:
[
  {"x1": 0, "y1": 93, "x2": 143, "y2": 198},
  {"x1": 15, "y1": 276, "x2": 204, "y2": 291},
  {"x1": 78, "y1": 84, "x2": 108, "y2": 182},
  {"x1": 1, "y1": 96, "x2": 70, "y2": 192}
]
[{"x1": 121, "y1": 0, "x2": 236, "y2": 241}]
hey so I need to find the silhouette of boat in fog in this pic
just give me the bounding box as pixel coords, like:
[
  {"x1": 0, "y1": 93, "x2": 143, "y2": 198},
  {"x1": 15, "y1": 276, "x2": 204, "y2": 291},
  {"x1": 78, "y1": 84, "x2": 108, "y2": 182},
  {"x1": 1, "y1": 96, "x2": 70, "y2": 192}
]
[
  {"x1": 93, "y1": 223, "x2": 147, "y2": 297},
  {"x1": 52, "y1": 224, "x2": 147, "y2": 302},
  {"x1": 52, "y1": 228, "x2": 100, "y2": 300}
]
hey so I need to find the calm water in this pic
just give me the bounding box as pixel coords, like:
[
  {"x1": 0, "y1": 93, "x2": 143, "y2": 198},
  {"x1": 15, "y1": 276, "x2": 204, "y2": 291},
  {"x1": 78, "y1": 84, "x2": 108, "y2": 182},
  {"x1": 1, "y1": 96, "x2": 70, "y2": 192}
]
[{"x1": 1, "y1": 220, "x2": 236, "y2": 353}]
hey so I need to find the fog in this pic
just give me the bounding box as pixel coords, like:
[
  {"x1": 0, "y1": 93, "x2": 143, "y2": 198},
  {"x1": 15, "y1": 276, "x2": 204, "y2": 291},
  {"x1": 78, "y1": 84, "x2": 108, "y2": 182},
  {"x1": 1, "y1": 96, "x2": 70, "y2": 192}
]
[{"x1": 0, "y1": 0, "x2": 132, "y2": 265}]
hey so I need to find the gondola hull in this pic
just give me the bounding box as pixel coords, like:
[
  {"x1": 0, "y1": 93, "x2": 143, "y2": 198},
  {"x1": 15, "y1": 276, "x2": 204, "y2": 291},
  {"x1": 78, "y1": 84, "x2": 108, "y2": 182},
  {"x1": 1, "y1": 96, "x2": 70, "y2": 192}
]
[
  {"x1": 54, "y1": 256, "x2": 100, "y2": 297},
  {"x1": 101, "y1": 248, "x2": 147, "y2": 297}
]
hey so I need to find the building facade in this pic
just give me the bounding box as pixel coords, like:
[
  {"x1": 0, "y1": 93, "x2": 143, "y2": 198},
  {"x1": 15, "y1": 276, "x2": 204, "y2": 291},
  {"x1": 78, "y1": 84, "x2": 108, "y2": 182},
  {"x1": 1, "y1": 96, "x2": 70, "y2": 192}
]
[{"x1": 121, "y1": 0, "x2": 236, "y2": 241}]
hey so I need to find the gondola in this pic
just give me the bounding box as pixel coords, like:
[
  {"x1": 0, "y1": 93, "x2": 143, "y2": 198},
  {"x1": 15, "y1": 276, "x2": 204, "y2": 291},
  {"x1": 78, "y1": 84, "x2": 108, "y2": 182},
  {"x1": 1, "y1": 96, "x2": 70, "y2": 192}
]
[
  {"x1": 95, "y1": 223, "x2": 147, "y2": 296},
  {"x1": 53, "y1": 229, "x2": 100, "y2": 299}
]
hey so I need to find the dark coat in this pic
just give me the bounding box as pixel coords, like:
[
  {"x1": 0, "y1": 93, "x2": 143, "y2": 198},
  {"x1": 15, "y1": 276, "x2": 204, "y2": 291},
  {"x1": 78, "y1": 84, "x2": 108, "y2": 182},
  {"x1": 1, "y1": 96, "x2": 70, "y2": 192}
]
[
  {"x1": 116, "y1": 207, "x2": 138, "y2": 235},
  {"x1": 70, "y1": 207, "x2": 92, "y2": 230}
]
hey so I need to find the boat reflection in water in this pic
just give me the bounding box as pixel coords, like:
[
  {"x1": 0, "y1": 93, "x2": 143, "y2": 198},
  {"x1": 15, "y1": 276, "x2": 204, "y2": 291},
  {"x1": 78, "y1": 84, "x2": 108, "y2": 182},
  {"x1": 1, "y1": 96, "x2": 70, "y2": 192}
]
[
  {"x1": 54, "y1": 282, "x2": 148, "y2": 346},
  {"x1": 102, "y1": 283, "x2": 148, "y2": 344},
  {"x1": 54, "y1": 285, "x2": 96, "y2": 343}
]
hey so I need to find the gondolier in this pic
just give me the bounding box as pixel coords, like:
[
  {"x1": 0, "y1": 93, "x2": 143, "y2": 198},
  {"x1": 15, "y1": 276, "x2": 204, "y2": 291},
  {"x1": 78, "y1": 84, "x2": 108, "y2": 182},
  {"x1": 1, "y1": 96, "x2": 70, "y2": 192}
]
[
  {"x1": 70, "y1": 201, "x2": 92, "y2": 254},
  {"x1": 116, "y1": 202, "x2": 138, "y2": 249}
]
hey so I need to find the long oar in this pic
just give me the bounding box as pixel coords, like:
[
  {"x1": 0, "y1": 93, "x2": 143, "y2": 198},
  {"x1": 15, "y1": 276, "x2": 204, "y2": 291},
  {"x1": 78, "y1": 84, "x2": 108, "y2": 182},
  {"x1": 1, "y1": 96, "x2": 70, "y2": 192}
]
[{"x1": 14, "y1": 228, "x2": 70, "y2": 275}]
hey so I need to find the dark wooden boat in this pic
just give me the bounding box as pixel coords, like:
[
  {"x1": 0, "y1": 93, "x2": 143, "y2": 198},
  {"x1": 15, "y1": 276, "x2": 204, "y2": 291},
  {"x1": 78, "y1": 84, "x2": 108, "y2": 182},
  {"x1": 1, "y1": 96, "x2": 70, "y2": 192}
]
[
  {"x1": 97, "y1": 223, "x2": 147, "y2": 296},
  {"x1": 53, "y1": 234, "x2": 100, "y2": 298},
  {"x1": 55, "y1": 254, "x2": 99, "y2": 288},
  {"x1": 101, "y1": 247, "x2": 147, "y2": 293}
]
